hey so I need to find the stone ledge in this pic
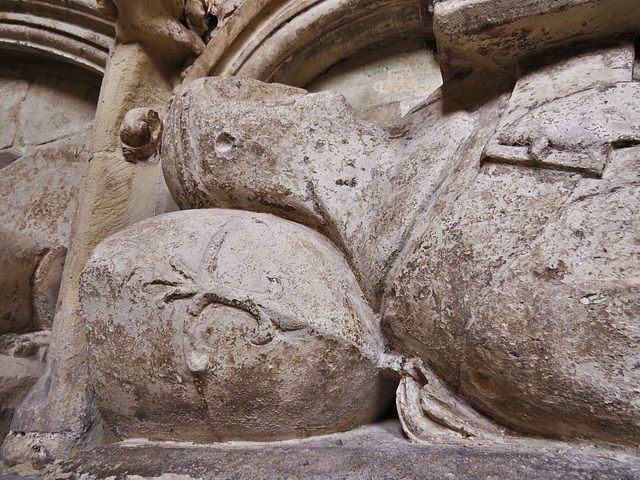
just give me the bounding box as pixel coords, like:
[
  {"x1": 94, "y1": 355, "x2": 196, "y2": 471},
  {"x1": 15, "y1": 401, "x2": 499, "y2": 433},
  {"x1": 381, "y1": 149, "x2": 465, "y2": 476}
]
[{"x1": 56, "y1": 421, "x2": 640, "y2": 480}]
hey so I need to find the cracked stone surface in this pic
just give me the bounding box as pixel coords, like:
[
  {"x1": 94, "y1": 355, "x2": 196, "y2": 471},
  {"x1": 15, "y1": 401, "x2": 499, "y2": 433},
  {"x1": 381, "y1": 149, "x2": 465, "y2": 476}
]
[{"x1": 79, "y1": 209, "x2": 394, "y2": 442}]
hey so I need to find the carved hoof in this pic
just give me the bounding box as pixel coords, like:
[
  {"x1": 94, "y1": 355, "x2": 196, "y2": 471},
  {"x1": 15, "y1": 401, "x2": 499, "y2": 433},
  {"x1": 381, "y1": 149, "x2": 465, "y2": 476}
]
[{"x1": 80, "y1": 209, "x2": 393, "y2": 442}]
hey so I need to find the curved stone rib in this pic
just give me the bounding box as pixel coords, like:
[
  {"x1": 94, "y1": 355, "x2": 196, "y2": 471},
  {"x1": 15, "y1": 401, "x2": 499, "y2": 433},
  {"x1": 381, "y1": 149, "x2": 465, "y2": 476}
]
[
  {"x1": 0, "y1": 0, "x2": 114, "y2": 74},
  {"x1": 185, "y1": 0, "x2": 430, "y2": 86}
]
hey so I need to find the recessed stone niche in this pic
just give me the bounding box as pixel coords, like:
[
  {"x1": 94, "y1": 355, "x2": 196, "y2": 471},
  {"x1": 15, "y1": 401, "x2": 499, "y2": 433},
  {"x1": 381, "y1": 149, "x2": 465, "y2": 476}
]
[{"x1": 307, "y1": 38, "x2": 442, "y2": 126}]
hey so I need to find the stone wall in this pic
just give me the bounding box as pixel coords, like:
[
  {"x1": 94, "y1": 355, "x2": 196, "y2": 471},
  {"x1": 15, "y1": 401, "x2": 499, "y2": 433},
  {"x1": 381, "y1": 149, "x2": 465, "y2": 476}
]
[
  {"x1": 0, "y1": 57, "x2": 100, "y2": 247},
  {"x1": 0, "y1": 54, "x2": 101, "y2": 444}
]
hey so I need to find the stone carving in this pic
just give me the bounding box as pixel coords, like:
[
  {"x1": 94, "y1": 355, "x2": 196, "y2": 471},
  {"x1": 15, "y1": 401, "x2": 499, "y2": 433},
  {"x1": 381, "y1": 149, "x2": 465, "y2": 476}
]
[
  {"x1": 0, "y1": 56, "x2": 99, "y2": 452},
  {"x1": 0, "y1": 332, "x2": 49, "y2": 440},
  {"x1": 156, "y1": 46, "x2": 640, "y2": 445},
  {"x1": 396, "y1": 358, "x2": 508, "y2": 442},
  {"x1": 384, "y1": 44, "x2": 640, "y2": 445},
  {"x1": 0, "y1": 228, "x2": 65, "y2": 335},
  {"x1": 96, "y1": 0, "x2": 207, "y2": 58},
  {"x1": 79, "y1": 209, "x2": 393, "y2": 441},
  {"x1": 484, "y1": 83, "x2": 640, "y2": 176},
  {"x1": 120, "y1": 108, "x2": 162, "y2": 162},
  {"x1": 3, "y1": 0, "x2": 640, "y2": 476},
  {"x1": 185, "y1": 0, "x2": 220, "y2": 40},
  {"x1": 0, "y1": 0, "x2": 115, "y2": 75}
]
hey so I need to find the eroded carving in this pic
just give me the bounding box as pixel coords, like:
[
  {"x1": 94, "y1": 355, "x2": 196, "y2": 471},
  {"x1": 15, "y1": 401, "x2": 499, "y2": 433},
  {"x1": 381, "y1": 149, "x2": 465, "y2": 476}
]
[
  {"x1": 483, "y1": 83, "x2": 640, "y2": 177},
  {"x1": 97, "y1": 0, "x2": 207, "y2": 60},
  {"x1": 156, "y1": 48, "x2": 640, "y2": 445},
  {"x1": 0, "y1": 228, "x2": 65, "y2": 335},
  {"x1": 4, "y1": 0, "x2": 640, "y2": 476},
  {"x1": 120, "y1": 108, "x2": 162, "y2": 162},
  {"x1": 79, "y1": 210, "x2": 394, "y2": 442},
  {"x1": 0, "y1": 332, "x2": 49, "y2": 441}
]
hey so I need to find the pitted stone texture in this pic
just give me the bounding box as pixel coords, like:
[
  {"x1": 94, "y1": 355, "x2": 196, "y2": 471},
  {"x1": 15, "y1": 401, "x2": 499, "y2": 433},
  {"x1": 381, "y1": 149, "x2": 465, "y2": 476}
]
[
  {"x1": 80, "y1": 209, "x2": 393, "y2": 442},
  {"x1": 383, "y1": 98, "x2": 640, "y2": 445},
  {"x1": 162, "y1": 76, "x2": 397, "y2": 305},
  {"x1": 162, "y1": 77, "x2": 377, "y2": 230},
  {"x1": 484, "y1": 44, "x2": 640, "y2": 177},
  {"x1": 56, "y1": 421, "x2": 640, "y2": 480},
  {"x1": 160, "y1": 66, "x2": 640, "y2": 446},
  {"x1": 161, "y1": 75, "x2": 507, "y2": 308},
  {"x1": 494, "y1": 42, "x2": 635, "y2": 131}
]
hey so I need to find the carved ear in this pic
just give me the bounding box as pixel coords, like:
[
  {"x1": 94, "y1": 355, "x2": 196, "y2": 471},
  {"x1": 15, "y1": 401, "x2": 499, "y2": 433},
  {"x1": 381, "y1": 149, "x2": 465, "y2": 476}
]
[{"x1": 397, "y1": 358, "x2": 510, "y2": 443}]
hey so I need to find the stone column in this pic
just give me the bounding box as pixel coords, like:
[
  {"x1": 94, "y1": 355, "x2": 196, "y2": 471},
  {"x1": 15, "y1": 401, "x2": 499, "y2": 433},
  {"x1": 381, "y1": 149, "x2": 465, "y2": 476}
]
[{"x1": 2, "y1": 41, "x2": 175, "y2": 467}]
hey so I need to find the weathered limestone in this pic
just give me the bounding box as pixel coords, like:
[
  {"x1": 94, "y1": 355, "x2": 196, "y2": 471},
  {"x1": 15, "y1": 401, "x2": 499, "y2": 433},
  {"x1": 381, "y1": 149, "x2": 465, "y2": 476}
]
[
  {"x1": 306, "y1": 38, "x2": 443, "y2": 126},
  {"x1": 0, "y1": 0, "x2": 114, "y2": 75},
  {"x1": 1, "y1": 42, "x2": 177, "y2": 467},
  {"x1": 79, "y1": 209, "x2": 394, "y2": 441},
  {"x1": 383, "y1": 43, "x2": 640, "y2": 445},
  {"x1": 0, "y1": 59, "x2": 100, "y2": 452},
  {"x1": 161, "y1": 43, "x2": 640, "y2": 445},
  {"x1": 484, "y1": 42, "x2": 639, "y2": 176},
  {"x1": 97, "y1": 0, "x2": 206, "y2": 61},
  {"x1": 0, "y1": 60, "x2": 99, "y2": 248},
  {"x1": 3, "y1": 0, "x2": 640, "y2": 477},
  {"x1": 184, "y1": 0, "x2": 431, "y2": 87},
  {"x1": 53, "y1": 421, "x2": 640, "y2": 480},
  {"x1": 433, "y1": 0, "x2": 640, "y2": 79},
  {"x1": 161, "y1": 77, "x2": 392, "y2": 277},
  {"x1": 120, "y1": 108, "x2": 163, "y2": 162},
  {"x1": 0, "y1": 229, "x2": 65, "y2": 335},
  {"x1": 0, "y1": 57, "x2": 102, "y2": 469},
  {"x1": 162, "y1": 71, "x2": 509, "y2": 310}
]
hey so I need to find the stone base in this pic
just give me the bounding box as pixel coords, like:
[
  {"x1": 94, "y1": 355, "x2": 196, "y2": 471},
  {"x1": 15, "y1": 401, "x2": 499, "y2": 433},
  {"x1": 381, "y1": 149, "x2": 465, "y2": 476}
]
[{"x1": 53, "y1": 421, "x2": 640, "y2": 480}]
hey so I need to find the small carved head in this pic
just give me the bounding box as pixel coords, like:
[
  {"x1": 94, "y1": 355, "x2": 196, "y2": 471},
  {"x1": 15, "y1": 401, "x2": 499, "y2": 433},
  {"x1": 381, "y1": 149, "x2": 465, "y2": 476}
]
[{"x1": 120, "y1": 108, "x2": 162, "y2": 162}]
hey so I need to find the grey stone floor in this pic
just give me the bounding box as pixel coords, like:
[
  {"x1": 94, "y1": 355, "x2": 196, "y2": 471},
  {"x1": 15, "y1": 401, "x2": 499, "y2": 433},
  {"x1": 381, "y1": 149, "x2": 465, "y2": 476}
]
[{"x1": 31, "y1": 420, "x2": 639, "y2": 479}]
